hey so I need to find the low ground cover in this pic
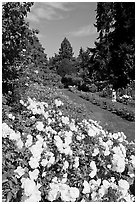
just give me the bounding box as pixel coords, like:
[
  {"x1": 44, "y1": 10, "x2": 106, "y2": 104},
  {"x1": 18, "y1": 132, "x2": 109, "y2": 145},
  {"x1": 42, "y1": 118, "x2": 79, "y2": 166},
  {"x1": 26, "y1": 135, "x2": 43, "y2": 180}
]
[{"x1": 2, "y1": 84, "x2": 135, "y2": 202}]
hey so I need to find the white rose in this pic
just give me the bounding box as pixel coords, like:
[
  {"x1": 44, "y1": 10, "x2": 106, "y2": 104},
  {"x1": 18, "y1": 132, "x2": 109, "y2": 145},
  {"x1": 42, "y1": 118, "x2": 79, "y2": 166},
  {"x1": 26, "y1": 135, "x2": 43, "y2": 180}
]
[
  {"x1": 36, "y1": 121, "x2": 44, "y2": 131},
  {"x1": 62, "y1": 116, "x2": 69, "y2": 125},
  {"x1": 63, "y1": 160, "x2": 69, "y2": 170},
  {"x1": 48, "y1": 189, "x2": 58, "y2": 201},
  {"x1": 14, "y1": 166, "x2": 25, "y2": 178},
  {"x1": 118, "y1": 179, "x2": 129, "y2": 191},
  {"x1": 70, "y1": 187, "x2": 79, "y2": 201},
  {"x1": 54, "y1": 99, "x2": 63, "y2": 107},
  {"x1": 29, "y1": 157, "x2": 40, "y2": 169},
  {"x1": 16, "y1": 139, "x2": 24, "y2": 149},
  {"x1": 92, "y1": 148, "x2": 99, "y2": 156},
  {"x1": 73, "y1": 157, "x2": 79, "y2": 168},
  {"x1": 21, "y1": 178, "x2": 36, "y2": 197},
  {"x1": 25, "y1": 134, "x2": 32, "y2": 148},
  {"x1": 82, "y1": 180, "x2": 90, "y2": 194},
  {"x1": 60, "y1": 184, "x2": 70, "y2": 201},
  {"x1": 89, "y1": 161, "x2": 97, "y2": 178},
  {"x1": 9, "y1": 131, "x2": 21, "y2": 141},
  {"x1": 102, "y1": 180, "x2": 110, "y2": 189},
  {"x1": 29, "y1": 169, "x2": 39, "y2": 180}
]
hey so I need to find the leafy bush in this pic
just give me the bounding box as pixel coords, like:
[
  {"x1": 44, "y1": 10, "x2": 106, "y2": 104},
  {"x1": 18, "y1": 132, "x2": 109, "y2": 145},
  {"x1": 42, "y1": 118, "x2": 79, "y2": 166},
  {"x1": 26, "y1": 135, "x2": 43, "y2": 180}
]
[
  {"x1": 62, "y1": 75, "x2": 83, "y2": 88},
  {"x1": 57, "y1": 58, "x2": 76, "y2": 77},
  {"x1": 2, "y1": 86, "x2": 135, "y2": 202},
  {"x1": 88, "y1": 84, "x2": 98, "y2": 93}
]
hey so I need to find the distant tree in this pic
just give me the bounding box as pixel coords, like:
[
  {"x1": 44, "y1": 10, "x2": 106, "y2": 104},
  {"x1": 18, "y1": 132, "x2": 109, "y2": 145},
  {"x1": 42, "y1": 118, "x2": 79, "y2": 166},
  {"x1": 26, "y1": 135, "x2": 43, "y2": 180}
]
[{"x1": 58, "y1": 37, "x2": 74, "y2": 60}]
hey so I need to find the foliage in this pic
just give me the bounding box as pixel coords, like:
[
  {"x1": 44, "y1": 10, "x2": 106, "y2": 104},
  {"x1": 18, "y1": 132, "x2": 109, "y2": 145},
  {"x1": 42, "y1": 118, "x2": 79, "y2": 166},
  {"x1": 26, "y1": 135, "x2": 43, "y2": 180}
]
[
  {"x1": 90, "y1": 2, "x2": 135, "y2": 89},
  {"x1": 2, "y1": 2, "x2": 34, "y2": 94},
  {"x1": 61, "y1": 74, "x2": 83, "y2": 88},
  {"x1": 57, "y1": 58, "x2": 77, "y2": 78},
  {"x1": 58, "y1": 37, "x2": 74, "y2": 60}
]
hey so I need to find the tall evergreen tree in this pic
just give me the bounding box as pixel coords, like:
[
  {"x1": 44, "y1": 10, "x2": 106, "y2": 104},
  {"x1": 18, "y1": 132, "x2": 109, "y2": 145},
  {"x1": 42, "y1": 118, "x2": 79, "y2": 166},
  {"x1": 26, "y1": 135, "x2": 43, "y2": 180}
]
[
  {"x1": 90, "y1": 2, "x2": 135, "y2": 88},
  {"x1": 58, "y1": 37, "x2": 74, "y2": 60}
]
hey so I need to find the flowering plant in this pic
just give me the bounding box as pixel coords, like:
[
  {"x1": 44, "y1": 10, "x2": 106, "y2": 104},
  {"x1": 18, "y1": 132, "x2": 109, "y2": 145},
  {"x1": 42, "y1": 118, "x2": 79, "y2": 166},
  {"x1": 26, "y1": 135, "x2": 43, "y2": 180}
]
[{"x1": 2, "y1": 87, "x2": 135, "y2": 202}]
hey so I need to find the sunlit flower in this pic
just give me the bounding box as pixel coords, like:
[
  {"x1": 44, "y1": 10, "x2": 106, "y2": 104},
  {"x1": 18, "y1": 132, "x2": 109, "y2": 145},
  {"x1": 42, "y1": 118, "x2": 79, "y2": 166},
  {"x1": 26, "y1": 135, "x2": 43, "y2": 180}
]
[
  {"x1": 20, "y1": 99, "x2": 25, "y2": 105},
  {"x1": 60, "y1": 184, "x2": 71, "y2": 201},
  {"x1": 43, "y1": 111, "x2": 49, "y2": 119},
  {"x1": 29, "y1": 169, "x2": 39, "y2": 180},
  {"x1": 102, "y1": 180, "x2": 110, "y2": 189},
  {"x1": 36, "y1": 121, "x2": 44, "y2": 131},
  {"x1": 63, "y1": 145, "x2": 72, "y2": 156},
  {"x1": 54, "y1": 99, "x2": 63, "y2": 107},
  {"x1": 8, "y1": 113, "x2": 15, "y2": 120},
  {"x1": 24, "y1": 190, "x2": 41, "y2": 202},
  {"x1": 61, "y1": 173, "x2": 68, "y2": 184},
  {"x1": 29, "y1": 156, "x2": 40, "y2": 169},
  {"x1": 30, "y1": 142, "x2": 43, "y2": 158},
  {"x1": 69, "y1": 187, "x2": 79, "y2": 201},
  {"x1": 73, "y1": 156, "x2": 79, "y2": 168},
  {"x1": 63, "y1": 160, "x2": 69, "y2": 171},
  {"x1": 87, "y1": 127, "x2": 96, "y2": 137},
  {"x1": 2, "y1": 123, "x2": 13, "y2": 138},
  {"x1": 48, "y1": 189, "x2": 58, "y2": 201},
  {"x1": 34, "y1": 70, "x2": 38, "y2": 74},
  {"x1": 89, "y1": 179, "x2": 101, "y2": 191},
  {"x1": 92, "y1": 148, "x2": 99, "y2": 156},
  {"x1": 25, "y1": 134, "x2": 33, "y2": 147},
  {"x1": 41, "y1": 152, "x2": 55, "y2": 167},
  {"x1": 21, "y1": 178, "x2": 36, "y2": 197},
  {"x1": 118, "y1": 179, "x2": 129, "y2": 191},
  {"x1": 98, "y1": 185, "x2": 106, "y2": 197},
  {"x1": 82, "y1": 180, "x2": 90, "y2": 194},
  {"x1": 112, "y1": 153, "x2": 125, "y2": 173},
  {"x1": 62, "y1": 116, "x2": 69, "y2": 125},
  {"x1": 89, "y1": 161, "x2": 97, "y2": 178},
  {"x1": 9, "y1": 131, "x2": 21, "y2": 141},
  {"x1": 16, "y1": 138, "x2": 24, "y2": 149},
  {"x1": 21, "y1": 177, "x2": 41, "y2": 201},
  {"x1": 69, "y1": 122, "x2": 77, "y2": 132},
  {"x1": 14, "y1": 166, "x2": 25, "y2": 178}
]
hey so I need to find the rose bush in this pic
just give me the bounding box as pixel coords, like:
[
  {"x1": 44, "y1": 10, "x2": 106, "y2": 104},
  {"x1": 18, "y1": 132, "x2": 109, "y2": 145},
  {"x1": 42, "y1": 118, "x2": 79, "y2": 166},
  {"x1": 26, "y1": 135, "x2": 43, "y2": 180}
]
[{"x1": 2, "y1": 86, "x2": 135, "y2": 202}]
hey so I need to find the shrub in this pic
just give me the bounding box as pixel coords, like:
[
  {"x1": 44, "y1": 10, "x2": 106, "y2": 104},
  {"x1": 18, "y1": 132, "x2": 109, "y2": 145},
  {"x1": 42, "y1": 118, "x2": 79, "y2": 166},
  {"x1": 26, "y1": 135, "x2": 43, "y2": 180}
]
[
  {"x1": 62, "y1": 75, "x2": 83, "y2": 88},
  {"x1": 2, "y1": 88, "x2": 135, "y2": 202},
  {"x1": 88, "y1": 84, "x2": 98, "y2": 93}
]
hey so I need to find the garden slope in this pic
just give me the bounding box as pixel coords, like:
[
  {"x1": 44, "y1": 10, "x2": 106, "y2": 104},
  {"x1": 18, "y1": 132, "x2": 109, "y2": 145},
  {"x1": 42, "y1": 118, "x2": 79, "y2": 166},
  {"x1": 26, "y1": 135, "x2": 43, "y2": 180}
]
[{"x1": 60, "y1": 89, "x2": 135, "y2": 142}]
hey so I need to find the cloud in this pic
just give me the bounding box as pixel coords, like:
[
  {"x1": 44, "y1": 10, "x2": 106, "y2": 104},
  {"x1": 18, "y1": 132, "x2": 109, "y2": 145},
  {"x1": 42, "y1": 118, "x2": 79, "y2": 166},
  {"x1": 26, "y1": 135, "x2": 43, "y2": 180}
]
[
  {"x1": 69, "y1": 25, "x2": 97, "y2": 37},
  {"x1": 44, "y1": 2, "x2": 72, "y2": 11},
  {"x1": 26, "y1": 2, "x2": 74, "y2": 22}
]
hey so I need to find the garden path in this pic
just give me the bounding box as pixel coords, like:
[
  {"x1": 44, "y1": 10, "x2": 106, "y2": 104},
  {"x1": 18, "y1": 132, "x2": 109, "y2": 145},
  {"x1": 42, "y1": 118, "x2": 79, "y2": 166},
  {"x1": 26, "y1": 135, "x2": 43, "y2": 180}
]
[{"x1": 61, "y1": 89, "x2": 135, "y2": 142}]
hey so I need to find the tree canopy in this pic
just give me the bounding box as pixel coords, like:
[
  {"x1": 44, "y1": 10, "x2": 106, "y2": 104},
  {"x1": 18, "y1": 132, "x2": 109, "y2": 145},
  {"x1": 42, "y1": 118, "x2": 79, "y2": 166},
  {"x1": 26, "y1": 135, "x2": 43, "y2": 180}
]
[{"x1": 90, "y1": 2, "x2": 135, "y2": 88}]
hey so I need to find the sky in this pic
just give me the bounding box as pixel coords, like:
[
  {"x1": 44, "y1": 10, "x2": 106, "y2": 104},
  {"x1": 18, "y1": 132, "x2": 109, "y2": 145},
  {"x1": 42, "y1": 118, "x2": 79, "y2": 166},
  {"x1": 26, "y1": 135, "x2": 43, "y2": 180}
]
[{"x1": 26, "y1": 2, "x2": 98, "y2": 59}]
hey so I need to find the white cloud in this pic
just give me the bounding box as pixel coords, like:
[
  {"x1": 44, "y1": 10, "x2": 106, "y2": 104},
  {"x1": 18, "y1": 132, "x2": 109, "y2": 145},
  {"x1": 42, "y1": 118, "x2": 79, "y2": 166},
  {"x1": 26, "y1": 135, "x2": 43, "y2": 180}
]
[
  {"x1": 44, "y1": 2, "x2": 72, "y2": 11},
  {"x1": 69, "y1": 25, "x2": 97, "y2": 37},
  {"x1": 26, "y1": 2, "x2": 74, "y2": 22}
]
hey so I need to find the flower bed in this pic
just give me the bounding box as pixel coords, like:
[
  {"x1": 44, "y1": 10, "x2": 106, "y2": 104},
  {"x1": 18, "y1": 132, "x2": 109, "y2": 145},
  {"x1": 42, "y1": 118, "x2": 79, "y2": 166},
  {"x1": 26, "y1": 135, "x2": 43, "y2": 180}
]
[
  {"x1": 71, "y1": 90, "x2": 135, "y2": 122},
  {"x1": 2, "y1": 85, "x2": 135, "y2": 202}
]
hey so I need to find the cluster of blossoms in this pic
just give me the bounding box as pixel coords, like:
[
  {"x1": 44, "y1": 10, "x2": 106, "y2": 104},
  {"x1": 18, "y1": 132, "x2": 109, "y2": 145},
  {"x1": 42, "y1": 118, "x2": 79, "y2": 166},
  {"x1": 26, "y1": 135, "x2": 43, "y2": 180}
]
[
  {"x1": 48, "y1": 176, "x2": 79, "y2": 201},
  {"x1": 2, "y1": 96, "x2": 135, "y2": 202}
]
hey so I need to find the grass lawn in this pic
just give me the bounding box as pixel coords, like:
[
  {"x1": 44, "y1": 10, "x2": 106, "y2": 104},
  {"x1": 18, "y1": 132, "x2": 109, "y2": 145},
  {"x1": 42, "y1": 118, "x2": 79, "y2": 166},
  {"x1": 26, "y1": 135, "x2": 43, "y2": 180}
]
[{"x1": 61, "y1": 89, "x2": 135, "y2": 142}]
